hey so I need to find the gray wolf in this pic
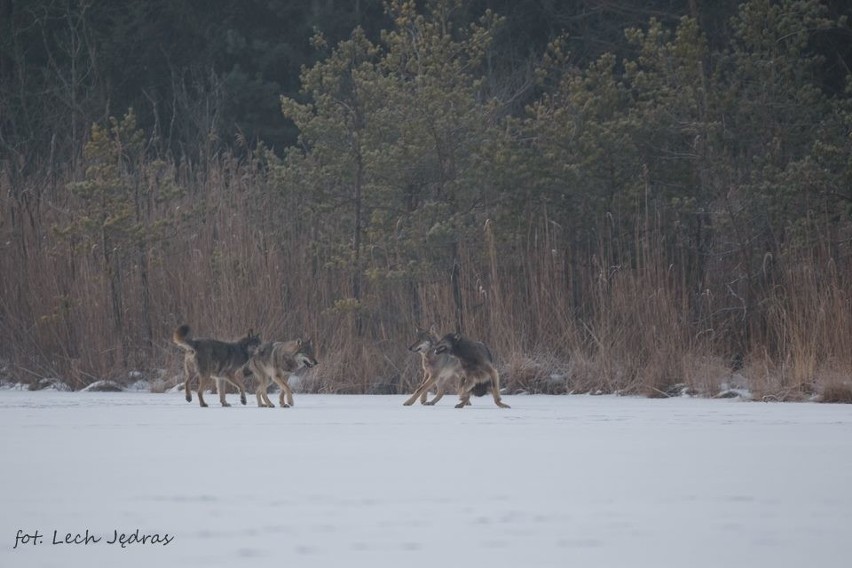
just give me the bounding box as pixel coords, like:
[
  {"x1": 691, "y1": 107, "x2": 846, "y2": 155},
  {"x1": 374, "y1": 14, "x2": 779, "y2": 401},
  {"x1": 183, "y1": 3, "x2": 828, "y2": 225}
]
[
  {"x1": 403, "y1": 327, "x2": 463, "y2": 406},
  {"x1": 434, "y1": 332, "x2": 510, "y2": 408},
  {"x1": 173, "y1": 324, "x2": 261, "y2": 407},
  {"x1": 247, "y1": 338, "x2": 318, "y2": 407},
  {"x1": 403, "y1": 328, "x2": 462, "y2": 406}
]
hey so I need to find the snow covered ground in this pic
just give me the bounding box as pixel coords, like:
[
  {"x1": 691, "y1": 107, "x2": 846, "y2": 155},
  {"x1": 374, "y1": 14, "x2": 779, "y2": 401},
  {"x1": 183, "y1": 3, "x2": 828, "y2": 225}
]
[{"x1": 1, "y1": 391, "x2": 850, "y2": 568}]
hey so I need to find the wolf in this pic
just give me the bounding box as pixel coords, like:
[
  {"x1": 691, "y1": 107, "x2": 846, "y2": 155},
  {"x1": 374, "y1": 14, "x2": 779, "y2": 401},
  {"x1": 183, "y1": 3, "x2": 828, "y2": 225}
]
[
  {"x1": 247, "y1": 338, "x2": 318, "y2": 408},
  {"x1": 433, "y1": 332, "x2": 510, "y2": 408},
  {"x1": 172, "y1": 324, "x2": 261, "y2": 407},
  {"x1": 403, "y1": 327, "x2": 463, "y2": 406}
]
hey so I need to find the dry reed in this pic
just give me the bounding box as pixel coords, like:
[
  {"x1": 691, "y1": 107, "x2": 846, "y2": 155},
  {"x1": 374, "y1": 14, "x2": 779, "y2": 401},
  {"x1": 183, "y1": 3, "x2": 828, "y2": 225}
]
[{"x1": 2, "y1": 154, "x2": 851, "y2": 403}]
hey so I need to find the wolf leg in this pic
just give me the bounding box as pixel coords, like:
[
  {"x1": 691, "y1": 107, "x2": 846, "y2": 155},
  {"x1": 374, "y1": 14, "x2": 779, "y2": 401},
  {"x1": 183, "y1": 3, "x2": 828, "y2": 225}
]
[
  {"x1": 455, "y1": 374, "x2": 474, "y2": 408},
  {"x1": 254, "y1": 371, "x2": 265, "y2": 407},
  {"x1": 404, "y1": 375, "x2": 436, "y2": 406},
  {"x1": 424, "y1": 385, "x2": 446, "y2": 405},
  {"x1": 488, "y1": 367, "x2": 510, "y2": 409},
  {"x1": 216, "y1": 378, "x2": 231, "y2": 407},
  {"x1": 184, "y1": 358, "x2": 195, "y2": 403},
  {"x1": 455, "y1": 391, "x2": 471, "y2": 408},
  {"x1": 424, "y1": 374, "x2": 450, "y2": 405},
  {"x1": 419, "y1": 378, "x2": 434, "y2": 404},
  {"x1": 262, "y1": 390, "x2": 275, "y2": 407},
  {"x1": 254, "y1": 370, "x2": 273, "y2": 407},
  {"x1": 271, "y1": 373, "x2": 291, "y2": 407},
  {"x1": 229, "y1": 373, "x2": 248, "y2": 406},
  {"x1": 282, "y1": 378, "x2": 295, "y2": 407},
  {"x1": 196, "y1": 374, "x2": 209, "y2": 407},
  {"x1": 257, "y1": 367, "x2": 275, "y2": 407}
]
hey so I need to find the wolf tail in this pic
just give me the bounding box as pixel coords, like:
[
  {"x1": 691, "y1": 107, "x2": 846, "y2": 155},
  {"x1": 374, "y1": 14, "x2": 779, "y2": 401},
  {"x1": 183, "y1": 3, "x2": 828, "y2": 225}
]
[
  {"x1": 173, "y1": 324, "x2": 195, "y2": 351},
  {"x1": 472, "y1": 380, "x2": 491, "y2": 397}
]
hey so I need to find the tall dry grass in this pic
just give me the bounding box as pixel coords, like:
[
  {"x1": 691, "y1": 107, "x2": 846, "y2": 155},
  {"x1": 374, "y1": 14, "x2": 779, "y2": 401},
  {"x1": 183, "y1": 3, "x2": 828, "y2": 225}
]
[{"x1": 2, "y1": 154, "x2": 852, "y2": 402}]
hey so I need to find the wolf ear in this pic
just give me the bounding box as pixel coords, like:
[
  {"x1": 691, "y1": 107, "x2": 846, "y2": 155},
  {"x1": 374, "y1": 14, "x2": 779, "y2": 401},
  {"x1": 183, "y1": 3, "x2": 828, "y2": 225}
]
[
  {"x1": 453, "y1": 332, "x2": 461, "y2": 341},
  {"x1": 429, "y1": 324, "x2": 437, "y2": 335},
  {"x1": 296, "y1": 338, "x2": 303, "y2": 347}
]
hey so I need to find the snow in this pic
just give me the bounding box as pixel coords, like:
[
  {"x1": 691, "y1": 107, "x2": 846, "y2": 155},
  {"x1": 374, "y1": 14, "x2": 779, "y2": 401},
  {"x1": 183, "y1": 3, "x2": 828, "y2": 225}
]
[
  {"x1": 1, "y1": 392, "x2": 850, "y2": 568},
  {"x1": 80, "y1": 379, "x2": 124, "y2": 392}
]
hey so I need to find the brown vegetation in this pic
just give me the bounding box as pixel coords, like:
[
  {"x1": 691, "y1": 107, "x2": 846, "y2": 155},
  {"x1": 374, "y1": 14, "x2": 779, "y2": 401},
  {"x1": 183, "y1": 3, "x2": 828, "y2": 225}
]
[
  {"x1": 2, "y1": 150, "x2": 851, "y2": 402},
  {"x1": 2, "y1": 1, "x2": 852, "y2": 402}
]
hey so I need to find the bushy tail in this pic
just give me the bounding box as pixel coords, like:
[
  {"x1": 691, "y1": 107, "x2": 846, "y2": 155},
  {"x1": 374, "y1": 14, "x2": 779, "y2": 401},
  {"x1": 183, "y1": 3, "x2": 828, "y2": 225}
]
[
  {"x1": 173, "y1": 324, "x2": 195, "y2": 351},
  {"x1": 472, "y1": 381, "x2": 491, "y2": 397}
]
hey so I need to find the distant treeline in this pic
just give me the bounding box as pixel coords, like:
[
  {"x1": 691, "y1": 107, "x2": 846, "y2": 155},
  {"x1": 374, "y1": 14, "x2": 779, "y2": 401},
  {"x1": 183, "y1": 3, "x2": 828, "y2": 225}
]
[
  {"x1": 3, "y1": 0, "x2": 849, "y2": 167},
  {"x1": 2, "y1": 0, "x2": 852, "y2": 401}
]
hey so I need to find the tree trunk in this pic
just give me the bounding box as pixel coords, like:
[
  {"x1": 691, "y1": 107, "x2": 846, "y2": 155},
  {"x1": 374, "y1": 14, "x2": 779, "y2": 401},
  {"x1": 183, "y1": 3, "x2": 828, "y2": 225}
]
[
  {"x1": 450, "y1": 243, "x2": 464, "y2": 333},
  {"x1": 352, "y1": 134, "x2": 364, "y2": 336}
]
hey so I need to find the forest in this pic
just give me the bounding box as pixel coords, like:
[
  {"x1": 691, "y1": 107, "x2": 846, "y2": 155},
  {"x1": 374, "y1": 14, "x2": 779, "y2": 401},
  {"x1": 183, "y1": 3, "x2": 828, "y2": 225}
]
[{"x1": 2, "y1": 0, "x2": 852, "y2": 401}]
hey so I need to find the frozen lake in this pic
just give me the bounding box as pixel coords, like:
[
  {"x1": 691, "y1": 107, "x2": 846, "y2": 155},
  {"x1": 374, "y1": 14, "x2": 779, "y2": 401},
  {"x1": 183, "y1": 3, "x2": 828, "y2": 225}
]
[{"x1": 1, "y1": 391, "x2": 850, "y2": 568}]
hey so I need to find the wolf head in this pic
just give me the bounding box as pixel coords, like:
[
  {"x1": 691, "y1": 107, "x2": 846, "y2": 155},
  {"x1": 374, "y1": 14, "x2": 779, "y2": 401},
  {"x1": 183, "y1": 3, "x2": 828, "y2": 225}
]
[
  {"x1": 408, "y1": 327, "x2": 438, "y2": 354},
  {"x1": 294, "y1": 337, "x2": 318, "y2": 368},
  {"x1": 240, "y1": 329, "x2": 263, "y2": 355},
  {"x1": 433, "y1": 332, "x2": 462, "y2": 355}
]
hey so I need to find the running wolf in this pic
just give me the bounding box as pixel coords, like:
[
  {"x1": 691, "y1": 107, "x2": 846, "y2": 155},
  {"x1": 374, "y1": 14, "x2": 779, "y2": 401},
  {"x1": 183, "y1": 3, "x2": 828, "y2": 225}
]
[
  {"x1": 173, "y1": 324, "x2": 261, "y2": 407},
  {"x1": 247, "y1": 338, "x2": 318, "y2": 408},
  {"x1": 403, "y1": 328, "x2": 463, "y2": 406},
  {"x1": 433, "y1": 332, "x2": 510, "y2": 408}
]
